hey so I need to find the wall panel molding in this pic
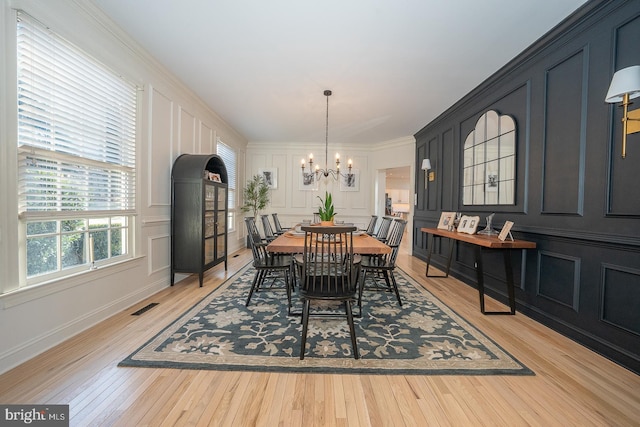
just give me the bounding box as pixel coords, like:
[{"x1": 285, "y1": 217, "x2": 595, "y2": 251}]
[
  {"x1": 541, "y1": 47, "x2": 588, "y2": 215},
  {"x1": 537, "y1": 251, "x2": 581, "y2": 311},
  {"x1": 601, "y1": 263, "x2": 640, "y2": 336},
  {"x1": 148, "y1": 86, "x2": 173, "y2": 208}
]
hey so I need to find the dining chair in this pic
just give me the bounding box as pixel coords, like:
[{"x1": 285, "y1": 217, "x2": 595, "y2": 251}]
[
  {"x1": 260, "y1": 214, "x2": 278, "y2": 241},
  {"x1": 364, "y1": 215, "x2": 378, "y2": 235},
  {"x1": 358, "y1": 218, "x2": 407, "y2": 311},
  {"x1": 271, "y1": 213, "x2": 290, "y2": 234},
  {"x1": 374, "y1": 216, "x2": 394, "y2": 243},
  {"x1": 297, "y1": 225, "x2": 360, "y2": 359},
  {"x1": 244, "y1": 217, "x2": 293, "y2": 313}
]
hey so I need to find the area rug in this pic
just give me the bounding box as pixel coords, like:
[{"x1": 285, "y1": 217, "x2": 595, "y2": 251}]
[{"x1": 119, "y1": 263, "x2": 533, "y2": 375}]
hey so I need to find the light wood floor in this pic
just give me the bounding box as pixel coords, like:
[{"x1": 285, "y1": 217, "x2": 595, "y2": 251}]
[{"x1": 1, "y1": 240, "x2": 639, "y2": 426}]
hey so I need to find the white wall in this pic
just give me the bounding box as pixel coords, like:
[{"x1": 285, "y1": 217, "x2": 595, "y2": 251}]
[
  {"x1": 245, "y1": 137, "x2": 415, "y2": 238},
  {"x1": 0, "y1": 0, "x2": 416, "y2": 374},
  {"x1": 0, "y1": 0, "x2": 247, "y2": 374}
]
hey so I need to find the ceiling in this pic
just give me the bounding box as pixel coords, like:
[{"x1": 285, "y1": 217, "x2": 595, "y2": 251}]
[{"x1": 94, "y1": 0, "x2": 588, "y2": 145}]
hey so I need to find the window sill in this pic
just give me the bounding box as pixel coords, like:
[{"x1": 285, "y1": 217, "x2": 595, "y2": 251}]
[{"x1": 0, "y1": 256, "x2": 145, "y2": 309}]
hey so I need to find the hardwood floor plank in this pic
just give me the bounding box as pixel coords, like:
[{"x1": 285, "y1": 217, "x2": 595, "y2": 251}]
[{"x1": 0, "y1": 244, "x2": 639, "y2": 426}]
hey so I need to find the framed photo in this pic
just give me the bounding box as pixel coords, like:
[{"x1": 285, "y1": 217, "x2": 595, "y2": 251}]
[
  {"x1": 258, "y1": 168, "x2": 277, "y2": 189},
  {"x1": 486, "y1": 171, "x2": 498, "y2": 192},
  {"x1": 210, "y1": 173, "x2": 221, "y2": 183},
  {"x1": 498, "y1": 220, "x2": 514, "y2": 241},
  {"x1": 299, "y1": 170, "x2": 318, "y2": 191},
  {"x1": 340, "y1": 169, "x2": 359, "y2": 192},
  {"x1": 437, "y1": 211, "x2": 455, "y2": 230},
  {"x1": 457, "y1": 215, "x2": 480, "y2": 234}
]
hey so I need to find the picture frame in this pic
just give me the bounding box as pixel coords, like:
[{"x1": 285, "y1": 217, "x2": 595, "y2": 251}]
[
  {"x1": 299, "y1": 170, "x2": 318, "y2": 191},
  {"x1": 258, "y1": 167, "x2": 277, "y2": 189},
  {"x1": 340, "y1": 168, "x2": 360, "y2": 191},
  {"x1": 498, "y1": 220, "x2": 514, "y2": 241},
  {"x1": 457, "y1": 215, "x2": 480, "y2": 234},
  {"x1": 437, "y1": 211, "x2": 456, "y2": 230},
  {"x1": 486, "y1": 171, "x2": 498, "y2": 193},
  {"x1": 210, "y1": 173, "x2": 221, "y2": 183}
]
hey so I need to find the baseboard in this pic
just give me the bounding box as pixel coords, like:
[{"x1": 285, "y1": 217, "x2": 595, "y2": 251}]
[{"x1": 0, "y1": 278, "x2": 168, "y2": 375}]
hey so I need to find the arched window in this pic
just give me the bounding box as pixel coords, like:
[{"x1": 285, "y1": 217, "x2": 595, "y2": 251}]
[{"x1": 462, "y1": 110, "x2": 515, "y2": 205}]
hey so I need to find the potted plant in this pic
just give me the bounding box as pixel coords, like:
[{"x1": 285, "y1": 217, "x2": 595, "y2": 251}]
[
  {"x1": 317, "y1": 191, "x2": 336, "y2": 225},
  {"x1": 241, "y1": 174, "x2": 270, "y2": 246}
]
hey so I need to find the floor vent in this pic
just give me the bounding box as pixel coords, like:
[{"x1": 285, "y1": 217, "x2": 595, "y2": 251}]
[{"x1": 131, "y1": 303, "x2": 158, "y2": 316}]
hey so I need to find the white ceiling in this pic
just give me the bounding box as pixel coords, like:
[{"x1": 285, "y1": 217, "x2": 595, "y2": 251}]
[{"x1": 94, "y1": 0, "x2": 588, "y2": 145}]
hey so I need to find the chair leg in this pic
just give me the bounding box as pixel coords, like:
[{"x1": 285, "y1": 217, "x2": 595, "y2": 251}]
[
  {"x1": 357, "y1": 269, "x2": 368, "y2": 315},
  {"x1": 390, "y1": 271, "x2": 402, "y2": 306},
  {"x1": 300, "y1": 299, "x2": 311, "y2": 360},
  {"x1": 285, "y1": 270, "x2": 293, "y2": 315},
  {"x1": 245, "y1": 269, "x2": 263, "y2": 306},
  {"x1": 345, "y1": 300, "x2": 359, "y2": 359}
]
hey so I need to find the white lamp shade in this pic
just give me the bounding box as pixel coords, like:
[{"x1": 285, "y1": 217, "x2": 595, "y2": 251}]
[
  {"x1": 421, "y1": 159, "x2": 431, "y2": 170},
  {"x1": 605, "y1": 65, "x2": 640, "y2": 103}
]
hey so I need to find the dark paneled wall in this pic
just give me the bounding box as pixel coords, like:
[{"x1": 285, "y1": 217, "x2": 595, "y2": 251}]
[{"x1": 413, "y1": 0, "x2": 640, "y2": 374}]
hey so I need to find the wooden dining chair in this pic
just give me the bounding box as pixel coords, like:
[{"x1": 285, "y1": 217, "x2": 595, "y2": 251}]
[
  {"x1": 297, "y1": 225, "x2": 360, "y2": 359},
  {"x1": 260, "y1": 214, "x2": 278, "y2": 241},
  {"x1": 271, "y1": 213, "x2": 290, "y2": 234},
  {"x1": 364, "y1": 215, "x2": 378, "y2": 235},
  {"x1": 244, "y1": 217, "x2": 293, "y2": 313},
  {"x1": 374, "y1": 216, "x2": 394, "y2": 243},
  {"x1": 358, "y1": 218, "x2": 407, "y2": 311}
]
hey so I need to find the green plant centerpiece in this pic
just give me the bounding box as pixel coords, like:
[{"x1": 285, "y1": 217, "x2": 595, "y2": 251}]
[
  {"x1": 317, "y1": 191, "x2": 336, "y2": 225},
  {"x1": 241, "y1": 174, "x2": 270, "y2": 219}
]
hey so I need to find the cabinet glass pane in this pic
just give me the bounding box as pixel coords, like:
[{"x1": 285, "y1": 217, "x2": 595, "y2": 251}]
[
  {"x1": 205, "y1": 237, "x2": 215, "y2": 264},
  {"x1": 205, "y1": 212, "x2": 215, "y2": 237}
]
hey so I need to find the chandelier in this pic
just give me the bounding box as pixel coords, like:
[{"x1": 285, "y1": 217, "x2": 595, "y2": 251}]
[{"x1": 301, "y1": 90, "x2": 353, "y2": 180}]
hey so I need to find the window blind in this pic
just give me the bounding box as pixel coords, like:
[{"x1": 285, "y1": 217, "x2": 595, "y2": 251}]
[
  {"x1": 16, "y1": 11, "x2": 137, "y2": 218},
  {"x1": 217, "y1": 139, "x2": 236, "y2": 203}
]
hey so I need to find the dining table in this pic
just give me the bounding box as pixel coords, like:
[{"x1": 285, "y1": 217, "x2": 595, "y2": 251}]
[{"x1": 266, "y1": 228, "x2": 391, "y2": 255}]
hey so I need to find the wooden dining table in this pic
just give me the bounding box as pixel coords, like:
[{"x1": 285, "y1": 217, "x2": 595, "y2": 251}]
[{"x1": 266, "y1": 229, "x2": 391, "y2": 255}]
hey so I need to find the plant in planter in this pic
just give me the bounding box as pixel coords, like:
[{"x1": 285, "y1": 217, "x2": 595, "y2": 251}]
[
  {"x1": 241, "y1": 174, "x2": 270, "y2": 247},
  {"x1": 241, "y1": 174, "x2": 270, "y2": 219},
  {"x1": 317, "y1": 191, "x2": 336, "y2": 225}
]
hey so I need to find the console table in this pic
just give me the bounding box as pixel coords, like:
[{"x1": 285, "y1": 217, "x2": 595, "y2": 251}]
[{"x1": 421, "y1": 227, "x2": 536, "y2": 315}]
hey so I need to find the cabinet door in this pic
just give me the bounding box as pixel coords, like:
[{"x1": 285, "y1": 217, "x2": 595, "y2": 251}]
[
  {"x1": 215, "y1": 186, "x2": 227, "y2": 260},
  {"x1": 204, "y1": 183, "x2": 216, "y2": 264}
]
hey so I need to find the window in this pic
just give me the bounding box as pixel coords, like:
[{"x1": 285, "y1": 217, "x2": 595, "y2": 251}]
[
  {"x1": 216, "y1": 139, "x2": 236, "y2": 232},
  {"x1": 16, "y1": 12, "x2": 137, "y2": 285},
  {"x1": 462, "y1": 110, "x2": 515, "y2": 205}
]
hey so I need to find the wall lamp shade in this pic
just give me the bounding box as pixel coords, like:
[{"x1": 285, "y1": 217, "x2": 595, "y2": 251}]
[
  {"x1": 605, "y1": 65, "x2": 640, "y2": 158},
  {"x1": 605, "y1": 65, "x2": 640, "y2": 102},
  {"x1": 421, "y1": 158, "x2": 434, "y2": 183}
]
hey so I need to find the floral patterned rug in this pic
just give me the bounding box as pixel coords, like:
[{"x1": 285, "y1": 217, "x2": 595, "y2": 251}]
[{"x1": 119, "y1": 263, "x2": 533, "y2": 375}]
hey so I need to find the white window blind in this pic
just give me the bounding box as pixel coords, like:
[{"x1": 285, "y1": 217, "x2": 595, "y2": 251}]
[
  {"x1": 216, "y1": 139, "x2": 236, "y2": 192},
  {"x1": 16, "y1": 11, "x2": 137, "y2": 218},
  {"x1": 216, "y1": 139, "x2": 236, "y2": 231}
]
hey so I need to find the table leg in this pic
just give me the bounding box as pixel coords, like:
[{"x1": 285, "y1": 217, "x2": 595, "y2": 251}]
[
  {"x1": 477, "y1": 247, "x2": 516, "y2": 315},
  {"x1": 504, "y1": 249, "x2": 516, "y2": 314},
  {"x1": 426, "y1": 234, "x2": 454, "y2": 278}
]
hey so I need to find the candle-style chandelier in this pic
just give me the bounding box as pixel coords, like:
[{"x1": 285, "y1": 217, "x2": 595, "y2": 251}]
[{"x1": 301, "y1": 90, "x2": 353, "y2": 180}]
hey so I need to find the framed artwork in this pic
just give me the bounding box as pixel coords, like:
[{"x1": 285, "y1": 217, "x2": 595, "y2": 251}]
[
  {"x1": 498, "y1": 220, "x2": 514, "y2": 241},
  {"x1": 486, "y1": 171, "x2": 498, "y2": 193},
  {"x1": 437, "y1": 211, "x2": 455, "y2": 230},
  {"x1": 299, "y1": 170, "x2": 318, "y2": 191},
  {"x1": 340, "y1": 168, "x2": 359, "y2": 191},
  {"x1": 457, "y1": 215, "x2": 480, "y2": 234},
  {"x1": 258, "y1": 168, "x2": 277, "y2": 189}
]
